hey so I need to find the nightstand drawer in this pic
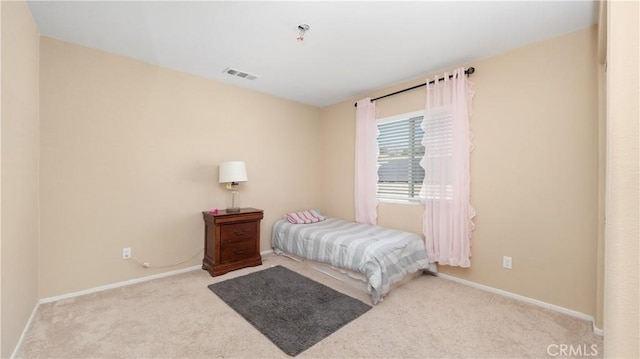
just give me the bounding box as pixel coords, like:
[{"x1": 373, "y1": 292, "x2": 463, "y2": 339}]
[
  {"x1": 221, "y1": 241, "x2": 257, "y2": 263},
  {"x1": 220, "y1": 222, "x2": 256, "y2": 244}
]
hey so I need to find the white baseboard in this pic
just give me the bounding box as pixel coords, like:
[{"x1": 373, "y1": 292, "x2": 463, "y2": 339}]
[
  {"x1": 593, "y1": 323, "x2": 604, "y2": 336},
  {"x1": 10, "y1": 301, "x2": 40, "y2": 359},
  {"x1": 437, "y1": 273, "x2": 603, "y2": 335},
  {"x1": 39, "y1": 252, "x2": 278, "y2": 304},
  {"x1": 39, "y1": 264, "x2": 202, "y2": 304}
]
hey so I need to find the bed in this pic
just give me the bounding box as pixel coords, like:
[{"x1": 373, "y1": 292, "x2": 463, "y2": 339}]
[{"x1": 271, "y1": 216, "x2": 429, "y2": 304}]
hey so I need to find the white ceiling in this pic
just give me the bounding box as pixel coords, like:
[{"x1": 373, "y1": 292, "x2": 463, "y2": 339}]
[{"x1": 27, "y1": 1, "x2": 598, "y2": 107}]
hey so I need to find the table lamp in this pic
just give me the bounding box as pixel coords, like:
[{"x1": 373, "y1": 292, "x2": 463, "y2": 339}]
[{"x1": 218, "y1": 161, "x2": 248, "y2": 212}]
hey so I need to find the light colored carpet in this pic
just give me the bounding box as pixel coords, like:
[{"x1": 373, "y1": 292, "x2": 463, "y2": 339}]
[{"x1": 17, "y1": 254, "x2": 603, "y2": 358}]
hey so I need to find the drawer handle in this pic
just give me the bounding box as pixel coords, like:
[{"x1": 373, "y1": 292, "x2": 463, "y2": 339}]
[
  {"x1": 233, "y1": 230, "x2": 245, "y2": 236},
  {"x1": 233, "y1": 249, "x2": 245, "y2": 255}
]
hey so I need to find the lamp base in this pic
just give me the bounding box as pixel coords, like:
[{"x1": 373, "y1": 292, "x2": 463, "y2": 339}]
[{"x1": 226, "y1": 185, "x2": 241, "y2": 213}]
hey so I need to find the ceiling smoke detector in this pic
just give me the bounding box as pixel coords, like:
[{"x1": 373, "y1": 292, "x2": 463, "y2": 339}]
[
  {"x1": 297, "y1": 24, "x2": 310, "y2": 42},
  {"x1": 223, "y1": 67, "x2": 259, "y2": 81}
]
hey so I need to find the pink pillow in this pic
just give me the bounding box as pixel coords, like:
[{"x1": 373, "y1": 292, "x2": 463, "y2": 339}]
[{"x1": 284, "y1": 210, "x2": 326, "y2": 224}]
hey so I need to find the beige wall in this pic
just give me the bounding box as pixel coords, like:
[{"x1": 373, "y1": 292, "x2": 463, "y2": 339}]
[
  {"x1": 595, "y1": 0, "x2": 608, "y2": 332},
  {"x1": 1, "y1": 2, "x2": 3, "y2": 354},
  {"x1": 39, "y1": 37, "x2": 322, "y2": 298},
  {"x1": 321, "y1": 26, "x2": 599, "y2": 317},
  {"x1": 0, "y1": 0, "x2": 40, "y2": 357},
  {"x1": 603, "y1": 0, "x2": 639, "y2": 357}
]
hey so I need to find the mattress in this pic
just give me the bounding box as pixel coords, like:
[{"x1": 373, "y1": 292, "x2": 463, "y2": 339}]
[{"x1": 271, "y1": 217, "x2": 429, "y2": 304}]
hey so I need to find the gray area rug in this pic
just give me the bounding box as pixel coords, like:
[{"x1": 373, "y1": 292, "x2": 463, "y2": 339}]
[{"x1": 208, "y1": 265, "x2": 372, "y2": 356}]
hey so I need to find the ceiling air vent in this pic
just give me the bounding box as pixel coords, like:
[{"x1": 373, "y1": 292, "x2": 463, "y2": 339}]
[{"x1": 223, "y1": 67, "x2": 259, "y2": 81}]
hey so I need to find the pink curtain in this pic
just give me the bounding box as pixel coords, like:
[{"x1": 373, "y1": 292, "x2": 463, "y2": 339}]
[
  {"x1": 355, "y1": 98, "x2": 378, "y2": 224},
  {"x1": 420, "y1": 68, "x2": 476, "y2": 267}
]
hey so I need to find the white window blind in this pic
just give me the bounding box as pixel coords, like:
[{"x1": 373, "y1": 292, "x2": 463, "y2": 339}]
[
  {"x1": 377, "y1": 115, "x2": 425, "y2": 202},
  {"x1": 421, "y1": 112, "x2": 454, "y2": 200}
]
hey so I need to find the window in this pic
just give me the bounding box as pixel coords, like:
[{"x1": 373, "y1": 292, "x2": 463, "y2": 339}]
[{"x1": 377, "y1": 112, "x2": 425, "y2": 202}]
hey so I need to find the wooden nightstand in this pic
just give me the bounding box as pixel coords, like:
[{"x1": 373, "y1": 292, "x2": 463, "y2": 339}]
[{"x1": 202, "y1": 208, "x2": 263, "y2": 277}]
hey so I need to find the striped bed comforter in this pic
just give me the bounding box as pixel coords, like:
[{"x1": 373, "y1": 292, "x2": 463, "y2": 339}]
[{"x1": 271, "y1": 217, "x2": 429, "y2": 304}]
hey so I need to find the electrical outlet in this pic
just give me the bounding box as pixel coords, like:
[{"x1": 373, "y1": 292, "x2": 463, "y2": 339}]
[
  {"x1": 122, "y1": 247, "x2": 132, "y2": 260},
  {"x1": 503, "y1": 256, "x2": 512, "y2": 269}
]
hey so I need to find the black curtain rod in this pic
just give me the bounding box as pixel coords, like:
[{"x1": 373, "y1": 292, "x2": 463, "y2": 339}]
[{"x1": 354, "y1": 67, "x2": 475, "y2": 107}]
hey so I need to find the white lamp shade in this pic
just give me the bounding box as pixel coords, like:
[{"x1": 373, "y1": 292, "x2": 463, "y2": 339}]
[{"x1": 219, "y1": 161, "x2": 248, "y2": 183}]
